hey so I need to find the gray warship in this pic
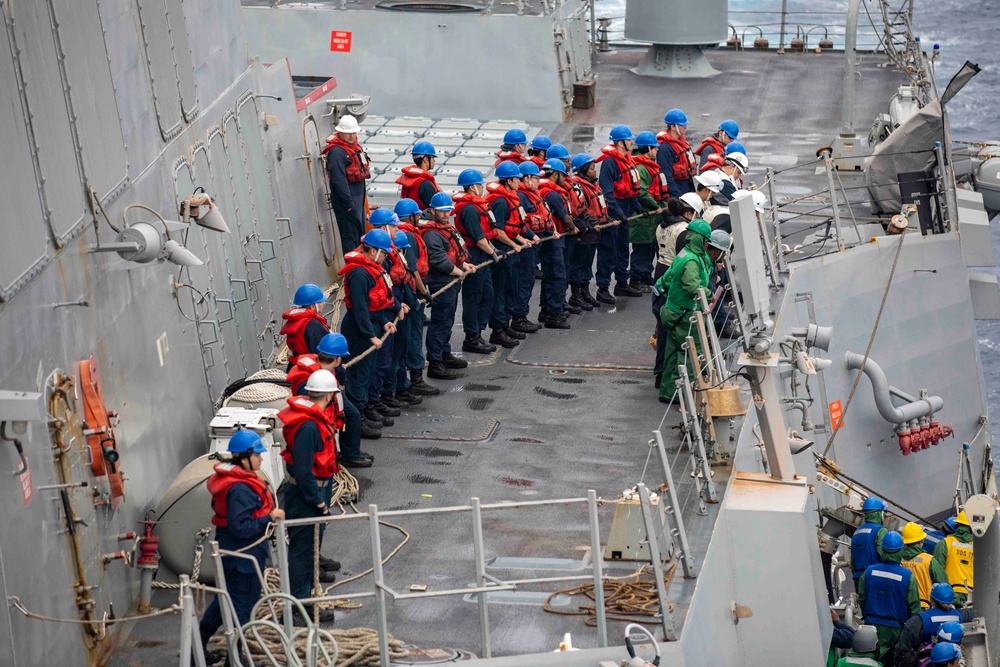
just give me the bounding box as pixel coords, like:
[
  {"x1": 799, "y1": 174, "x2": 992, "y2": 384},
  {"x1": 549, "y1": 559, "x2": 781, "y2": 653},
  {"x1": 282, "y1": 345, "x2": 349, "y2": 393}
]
[{"x1": 1, "y1": 0, "x2": 999, "y2": 665}]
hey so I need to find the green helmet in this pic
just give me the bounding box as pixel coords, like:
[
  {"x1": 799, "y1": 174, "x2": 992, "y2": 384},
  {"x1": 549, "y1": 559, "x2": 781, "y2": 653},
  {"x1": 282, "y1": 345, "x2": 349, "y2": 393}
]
[{"x1": 687, "y1": 219, "x2": 712, "y2": 241}]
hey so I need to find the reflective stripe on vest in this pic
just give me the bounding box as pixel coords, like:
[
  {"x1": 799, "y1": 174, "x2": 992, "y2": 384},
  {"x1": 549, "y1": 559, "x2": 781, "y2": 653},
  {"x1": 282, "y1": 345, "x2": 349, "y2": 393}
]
[
  {"x1": 944, "y1": 535, "x2": 973, "y2": 594},
  {"x1": 851, "y1": 522, "x2": 882, "y2": 577},
  {"x1": 844, "y1": 657, "x2": 880, "y2": 667},
  {"x1": 917, "y1": 608, "x2": 962, "y2": 643},
  {"x1": 863, "y1": 563, "x2": 912, "y2": 628}
]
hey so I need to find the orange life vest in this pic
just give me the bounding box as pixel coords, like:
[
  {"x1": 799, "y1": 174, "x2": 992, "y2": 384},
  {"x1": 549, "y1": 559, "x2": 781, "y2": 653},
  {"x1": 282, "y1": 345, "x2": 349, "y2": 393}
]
[
  {"x1": 337, "y1": 251, "x2": 394, "y2": 311},
  {"x1": 633, "y1": 154, "x2": 668, "y2": 202},
  {"x1": 485, "y1": 182, "x2": 525, "y2": 239},
  {"x1": 699, "y1": 155, "x2": 726, "y2": 172},
  {"x1": 396, "y1": 223, "x2": 429, "y2": 278},
  {"x1": 453, "y1": 193, "x2": 499, "y2": 247},
  {"x1": 596, "y1": 145, "x2": 640, "y2": 199},
  {"x1": 656, "y1": 131, "x2": 698, "y2": 182},
  {"x1": 695, "y1": 136, "x2": 726, "y2": 159},
  {"x1": 207, "y1": 462, "x2": 276, "y2": 528},
  {"x1": 395, "y1": 167, "x2": 439, "y2": 210},
  {"x1": 571, "y1": 175, "x2": 608, "y2": 223},
  {"x1": 280, "y1": 308, "x2": 329, "y2": 362},
  {"x1": 279, "y1": 397, "x2": 340, "y2": 478},
  {"x1": 494, "y1": 150, "x2": 527, "y2": 167},
  {"x1": 518, "y1": 182, "x2": 554, "y2": 234},
  {"x1": 322, "y1": 135, "x2": 371, "y2": 183},
  {"x1": 419, "y1": 220, "x2": 470, "y2": 268},
  {"x1": 283, "y1": 356, "x2": 347, "y2": 427},
  {"x1": 537, "y1": 178, "x2": 572, "y2": 232}
]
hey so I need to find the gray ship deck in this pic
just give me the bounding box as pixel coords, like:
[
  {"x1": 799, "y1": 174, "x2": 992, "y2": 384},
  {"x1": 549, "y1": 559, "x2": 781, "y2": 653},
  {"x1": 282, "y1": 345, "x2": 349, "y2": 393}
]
[{"x1": 110, "y1": 47, "x2": 907, "y2": 664}]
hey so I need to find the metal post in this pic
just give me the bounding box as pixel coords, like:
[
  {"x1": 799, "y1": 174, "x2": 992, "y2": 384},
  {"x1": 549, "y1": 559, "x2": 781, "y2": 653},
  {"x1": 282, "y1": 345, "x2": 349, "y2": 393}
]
[
  {"x1": 210, "y1": 542, "x2": 247, "y2": 666},
  {"x1": 697, "y1": 288, "x2": 727, "y2": 380},
  {"x1": 470, "y1": 497, "x2": 492, "y2": 658},
  {"x1": 824, "y1": 158, "x2": 846, "y2": 251},
  {"x1": 744, "y1": 362, "x2": 797, "y2": 481},
  {"x1": 766, "y1": 168, "x2": 788, "y2": 275},
  {"x1": 722, "y1": 255, "x2": 750, "y2": 352},
  {"x1": 179, "y1": 575, "x2": 193, "y2": 667},
  {"x1": 652, "y1": 430, "x2": 698, "y2": 578},
  {"x1": 934, "y1": 141, "x2": 958, "y2": 233},
  {"x1": 843, "y1": 0, "x2": 861, "y2": 135},
  {"x1": 369, "y1": 504, "x2": 391, "y2": 667},
  {"x1": 777, "y1": 0, "x2": 788, "y2": 53},
  {"x1": 274, "y1": 519, "x2": 294, "y2": 639},
  {"x1": 679, "y1": 364, "x2": 719, "y2": 502},
  {"x1": 589, "y1": 0, "x2": 597, "y2": 60},
  {"x1": 636, "y1": 484, "x2": 677, "y2": 641},
  {"x1": 795, "y1": 292, "x2": 832, "y2": 433},
  {"x1": 586, "y1": 490, "x2": 608, "y2": 647},
  {"x1": 693, "y1": 311, "x2": 717, "y2": 386}
]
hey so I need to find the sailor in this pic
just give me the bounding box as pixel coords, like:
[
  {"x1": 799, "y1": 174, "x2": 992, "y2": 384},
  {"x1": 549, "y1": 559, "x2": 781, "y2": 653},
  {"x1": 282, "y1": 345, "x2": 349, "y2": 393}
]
[
  {"x1": 656, "y1": 193, "x2": 704, "y2": 280},
  {"x1": 922, "y1": 517, "x2": 954, "y2": 556},
  {"x1": 452, "y1": 169, "x2": 502, "y2": 353},
  {"x1": 654, "y1": 221, "x2": 724, "y2": 403},
  {"x1": 486, "y1": 160, "x2": 531, "y2": 348},
  {"x1": 281, "y1": 283, "x2": 330, "y2": 370},
  {"x1": 392, "y1": 198, "x2": 438, "y2": 399},
  {"x1": 199, "y1": 431, "x2": 284, "y2": 650},
  {"x1": 395, "y1": 142, "x2": 440, "y2": 210},
  {"x1": 694, "y1": 119, "x2": 740, "y2": 168},
  {"x1": 494, "y1": 128, "x2": 529, "y2": 166},
  {"x1": 366, "y1": 209, "x2": 405, "y2": 426},
  {"x1": 512, "y1": 161, "x2": 547, "y2": 335},
  {"x1": 858, "y1": 531, "x2": 921, "y2": 661},
  {"x1": 547, "y1": 144, "x2": 572, "y2": 172},
  {"x1": 927, "y1": 642, "x2": 962, "y2": 667},
  {"x1": 322, "y1": 115, "x2": 370, "y2": 255},
  {"x1": 526, "y1": 135, "x2": 551, "y2": 168},
  {"x1": 420, "y1": 191, "x2": 477, "y2": 380},
  {"x1": 538, "y1": 159, "x2": 575, "y2": 328},
  {"x1": 894, "y1": 584, "x2": 974, "y2": 665},
  {"x1": 382, "y1": 231, "x2": 422, "y2": 413},
  {"x1": 721, "y1": 150, "x2": 749, "y2": 190},
  {"x1": 630, "y1": 131, "x2": 667, "y2": 292},
  {"x1": 851, "y1": 497, "x2": 890, "y2": 586},
  {"x1": 899, "y1": 522, "x2": 949, "y2": 609},
  {"x1": 828, "y1": 609, "x2": 858, "y2": 667},
  {"x1": 568, "y1": 153, "x2": 606, "y2": 307},
  {"x1": 278, "y1": 370, "x2": 342, "y2": 623},
  {"x1": 287, "y1": 333, "x2": 376, "y2": 461},
  {"x1": 337, "y1": 229, "x2": 399, "y2": 431},
  {"x1": 656, "y1": 109, "x2": 698, "y2": 197},
  {"x1": 833, "y1": 624, "x2": 883, "y2": 667},
  {"x1": 596, "y1": 125, "x2": 642, "y2": 301},
  {"x1": 933, "y1": 511, "x2": 974, "y2": 608}
]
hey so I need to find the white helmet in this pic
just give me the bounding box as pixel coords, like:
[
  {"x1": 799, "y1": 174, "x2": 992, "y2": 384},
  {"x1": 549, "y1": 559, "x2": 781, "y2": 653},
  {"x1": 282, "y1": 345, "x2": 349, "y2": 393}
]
[
  {"x1": 304, "y1": 369, "x2": 340, "y2": 394},
  {"x1": 725, "y1": 152, "x2": 749, "y2": 173},
  {"x1": 693, "y1": 170, "x2": 725, "y2": 193},
  {"x1": 749, "y1": 189, "x2": 768, "y2": 213},
  {"x1": 334, "y1": 115, "x2": 361, "y2": 134},
  {"x1": 678, "y1": 192, "x2": 705, "y2": 215}
]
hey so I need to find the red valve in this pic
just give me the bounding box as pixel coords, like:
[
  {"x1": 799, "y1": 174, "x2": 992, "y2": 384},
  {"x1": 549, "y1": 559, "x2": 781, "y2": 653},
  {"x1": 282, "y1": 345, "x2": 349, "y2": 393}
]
[
  {"x1": 898, "y1": 430, "x2": 912, "y2": 455},
  {"x1": 137, "y1": 520, "x2": 160, "y2": 570}
]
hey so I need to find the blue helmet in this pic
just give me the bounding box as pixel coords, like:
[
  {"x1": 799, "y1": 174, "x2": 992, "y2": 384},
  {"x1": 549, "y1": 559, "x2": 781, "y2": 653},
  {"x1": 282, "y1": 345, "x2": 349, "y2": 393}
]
[
  {"x1": 495, "y1": 160, "x2": 522, "y2": 180},
  {"x1": 930, "y1": 582, "x2": 955, "y2": 605},
  {"x1": 503, "y1": 128, "x2": 527, "y2": 145},
  {"x1": 929, "y1": 642, "x2": 961, "y2": 664},
  {"x1": 458, "y1": 169, "x2": 484, "y2": 187},
  {"x1": 862, "y1": 497, "x2": 885, "y2": 512},
  {"x1": 293, "y1": 283, "x2": 325, "y2": 307},
  {"x1": 393, "y1": 198, "x2": 421, "y2": 218},
  {"x1": 317, "y1": 332, "x2": 349, "y2": 357},
  {"x1": 547, "y1": 144, "x2": 570, "y2": 160},
  {"x1": 530, "y1": 135, "x2": 552, "y2": 151},
  {"x1": 609, "y1": 125, "x2": 635, "y2": 142},
  {"x1": 411, "y1": 141, "x2": 437, "y2": 157},
  {"x1": 635, "y1": 131, "x2": 659, "y2": 148},
  {"x1": 663, "y1": 108, "x2": 688, "y2": 126},
  {"x1": 943, "y1": 516, "x2": 958, "y2": 533},
  {"x1": 719, "y1": 119, "x2": 740, "y2": 140},
  {"x1": 571, "y1": 153, "x2": 595, "y2": 172},
  {"x1": 228, "y1": 429, "x2": 266, "y2": 455},
  {"x1": 936, "y1": 621, "x2": 964, "y2": 644},
  {"x1": 369, "y1": 208, "x2": 399, "y2": 227},
  {"x1": 543, "y1": 158, "x2": 567, "y2": 174},
  {"x1": 393, "y1": 231, "x2": 410, "y2": 249},
  {"x1": 362, "y1": 228, "x2": 393, "y2": 251},
  {"x1": 881, "y1": 531, "x2": 904, "y2": 553},
  {"x1": 430, "y1": 191, "x2": 455, "y2": 211},
  {"x1": 725, "y1": 141, "x2": 746, "y2": 156},
  {"x1": 518, "y1": 161, "x2": 541, "y2": 177}
]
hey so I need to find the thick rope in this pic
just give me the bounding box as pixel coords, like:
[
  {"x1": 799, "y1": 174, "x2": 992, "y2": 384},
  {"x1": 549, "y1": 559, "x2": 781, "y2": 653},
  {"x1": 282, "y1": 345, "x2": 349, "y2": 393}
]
[{"x1": 543, "y1": 562, "x2": 678, "y2": 630}]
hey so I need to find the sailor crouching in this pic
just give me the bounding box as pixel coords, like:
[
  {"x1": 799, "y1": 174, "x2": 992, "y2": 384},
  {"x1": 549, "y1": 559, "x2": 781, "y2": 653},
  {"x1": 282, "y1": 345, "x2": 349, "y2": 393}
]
[{"x1": 200, "y1": 431, "x2": 284, "y2": 650}]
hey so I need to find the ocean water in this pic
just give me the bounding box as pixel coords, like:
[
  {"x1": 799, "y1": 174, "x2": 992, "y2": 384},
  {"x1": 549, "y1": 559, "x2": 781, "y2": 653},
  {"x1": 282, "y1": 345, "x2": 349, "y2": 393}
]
[{"x1": 595, "y1": 0, "x2": 1000, "y2": 445}]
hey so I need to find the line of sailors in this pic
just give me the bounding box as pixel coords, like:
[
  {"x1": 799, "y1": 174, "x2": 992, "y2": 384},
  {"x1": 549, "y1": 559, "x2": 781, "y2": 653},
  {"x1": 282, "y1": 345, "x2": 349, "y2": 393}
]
[{"x1": 844, "y1": 497, "x2": 975, "y2": 666}]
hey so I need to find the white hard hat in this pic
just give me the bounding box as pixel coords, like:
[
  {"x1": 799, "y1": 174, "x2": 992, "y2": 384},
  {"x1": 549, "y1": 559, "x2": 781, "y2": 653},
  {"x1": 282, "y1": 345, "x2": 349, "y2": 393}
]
[
  {"x1": 725, "y1": 152, "x2": 749, "y2": 173},
  {"x1": 678, "y1": 192, "x2": 704, "y2": 215},
  {"x1": 304, "y1": 369, "x2": 340, "y2": 394},
  {"x1": 750, "y1": 189, "x2": 768, "y2": 213},
  {"x1": 334, "y1": 115, "x2": 361, "y2": 134},
  {"x1": 693, "y1": 170, "x2": 724, "y2": 193}
]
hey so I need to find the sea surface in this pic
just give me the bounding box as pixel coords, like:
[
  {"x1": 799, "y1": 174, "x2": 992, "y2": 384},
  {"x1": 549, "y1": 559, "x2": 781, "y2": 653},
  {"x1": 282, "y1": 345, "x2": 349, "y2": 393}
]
[{"x1": 596, "y1": 0, "x2": 1000, "y2": 446}]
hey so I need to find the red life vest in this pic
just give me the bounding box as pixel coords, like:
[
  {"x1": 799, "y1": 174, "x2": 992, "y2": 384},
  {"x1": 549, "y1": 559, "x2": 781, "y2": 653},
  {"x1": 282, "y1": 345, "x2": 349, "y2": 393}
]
[
  {"x1": 337, "y1": 251, "x2": 394, "y2": 311},
  {"x1": 518, "y1": 182, "x2": 554, "y2": 234},
  {"x1": 207, "y1": 462, "x2": 276, "y2": 528},
  {"x1": 280, "y1": 308, "x2": 329, "y2": 362},
  {"x1": 537, "y1": 178, "x2": 572, "y2": 232},
  {"x1": 571, "y1": 175, "x2": 609, "y2": 223},
  {"x1": 699, "y1": 155, "x2": 725, "y2": 173},
  {"x1": 494, "y1": 150, "x2": 527, "y2": 167},
  {"x1": 453, "y1": 193, "x2": 499, "y2": 247},
  {"x1": 279, "y1": 397, "x2": 340, "y2": 478},
  {"x1": 632, "y1": 154, "x2": 668, "y2": 202},
  {"x1": 283, "y1": 356, "x2": 347, "y2": 427},
  {"x1": 396, "y1": 223, "x2": 429, "y2": 278},
  {"x1": 395, "y1": 167, "x2": 439, "y2": 210},
  {"x1": 419, "y1": 221, "x2": 470, "y2": 268},
  {"x1": 596, "y1": 145, "x2": 641, "y2": 199},
  {"x1": 528, "y1": 155, "x2": 547, "y2": 168},
  {"x1": 387, "y1": 246, "x2": 409, "y2": 285},
  {"x1": 695, "y1": 136, "x2": 726, "y2": 159},
  {"x1": 485, "y1": 182, "x2": 525, "y2": 239},
  {"x1": 322, "y1": 135, "x2": 371, "y2": 183},
  {"x1": 656, "y1": 131, "x2": 698, "y2": 182}
]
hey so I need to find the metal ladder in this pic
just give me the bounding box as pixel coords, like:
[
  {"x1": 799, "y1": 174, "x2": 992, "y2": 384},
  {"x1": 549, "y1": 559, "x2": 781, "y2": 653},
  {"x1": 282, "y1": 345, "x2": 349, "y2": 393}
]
[{"x1": 876, "y1": 0, "x2": 916, "y2": 68}]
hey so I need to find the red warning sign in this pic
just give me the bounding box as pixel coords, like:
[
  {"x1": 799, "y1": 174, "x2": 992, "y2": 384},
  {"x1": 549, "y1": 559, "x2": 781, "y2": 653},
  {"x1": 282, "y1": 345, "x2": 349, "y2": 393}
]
[
  {"x1": 20, "y1": 460, "x2": 32, "y2": 506},
  {"x1": 330, "y1": 31, "x2": 353, "y2": 52},
  {"x1": 829, "y1": 400, "x2": 844, "y2": 431}
]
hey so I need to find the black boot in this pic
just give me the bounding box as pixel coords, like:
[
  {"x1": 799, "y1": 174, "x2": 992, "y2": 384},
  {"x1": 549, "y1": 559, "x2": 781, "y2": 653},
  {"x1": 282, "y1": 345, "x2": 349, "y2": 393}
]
[
  {"x1": 489, "y1": 328, "x2": 519, "y2": 348},
  {"x1": 442, "y1": 352, "x2": 469, "y2": 369},
  {"x1": 395, "y1": 389, "x2": 422, "y2": 405},
  {"x1": 571, "y1": 285, "x2": 593, "y2": 311},
  {"x1": 504, "y1": 327, "x2": 526, "y2": 340},
  {"x1": 364, "y1": 405, "x2": 393, "y2": 428},
  {"x1": 511, "y1": 317, "x2": 541, "y2": 334},
  {"x1": 463, "y1": 336, "x2": 495, "y2": 354},
  {"x1": 427, "y1": 360, "x2": 461, "y2": 380},
  {"x1": 581, "y1": 282, "x2": 601, "y2": 307},
  {"x1": 291, "y1": 605, "x2": 337, "y2": 625},
  {"x1": 360, "y1": 420, "x2": 383, "y2": 439},
  {"x1": 537, "y1": 310, "x2": 550, "y2": 325},
  {"x1": 373, "y1": 400, "x2": 400, "y2": 418},
  {"x1": 319, "y1": 556, "x2": 341, "y2": 572},
  {"x1": 564, "y1": 299, "x2": 583, "y2": 315},
  {"x1": 544, "y1": 313, "x2": 571, "y2": 330},
  {"x1": 380, "y1": 394, "x2": 407, "y2": 409},
  {"x1": 596, "y1": 287, "x2": 616, "y2": 304},
  {"x1": 409, "y1": 371, "x2": 441, "y2": 396},
  {"x1": 614, "y1": 282, "x2": 642, "y2": 297},
  {"x1": 629, "y1": 278, "x2": 652, "y2": 293}
]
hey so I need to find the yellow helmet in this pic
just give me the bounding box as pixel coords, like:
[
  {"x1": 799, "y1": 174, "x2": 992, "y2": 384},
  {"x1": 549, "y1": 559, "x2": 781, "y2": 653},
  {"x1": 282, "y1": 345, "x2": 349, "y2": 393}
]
[
  {"x1": 955, "y1": 511, "x2": 970, "y2": 526},
  {"x1": 901, "y1": 522, "x2": 927, "y2": 545}
]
